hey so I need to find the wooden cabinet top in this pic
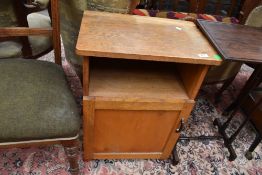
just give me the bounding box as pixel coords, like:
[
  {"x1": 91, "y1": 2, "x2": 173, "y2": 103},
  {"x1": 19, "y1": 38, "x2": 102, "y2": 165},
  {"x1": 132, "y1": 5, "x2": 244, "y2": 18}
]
[{"x1": 76, "y1": 11, "x2": 221, "y2": 66}]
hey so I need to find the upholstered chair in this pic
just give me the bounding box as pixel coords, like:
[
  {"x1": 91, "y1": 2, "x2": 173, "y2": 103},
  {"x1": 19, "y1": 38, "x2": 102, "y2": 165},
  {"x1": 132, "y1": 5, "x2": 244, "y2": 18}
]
[
  {"x1": 245, "y1": 5, "x2": 262, "y2": 27},
  {"x1": 0, "y1": 0, "x2": 81, "y2": 173},
  {"x1": 0, "y1": 0, "x2": 53, "y2": 59}
]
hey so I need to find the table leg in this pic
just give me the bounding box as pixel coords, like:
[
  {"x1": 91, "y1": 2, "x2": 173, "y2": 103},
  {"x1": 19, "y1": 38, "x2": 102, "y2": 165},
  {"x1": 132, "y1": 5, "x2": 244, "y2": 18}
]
[
  {"x1": 245, "y1": 134, "x2": 262, "y2": 160},
  {"x1": 224, "y1": 65, "x2": 262, "y2": 115},
  {"x1": 213, "y1": 117, "x2": 237, "y2": 161},
  {"x1": 215, "y1": 85, "x2": 262, "y2": 161}
]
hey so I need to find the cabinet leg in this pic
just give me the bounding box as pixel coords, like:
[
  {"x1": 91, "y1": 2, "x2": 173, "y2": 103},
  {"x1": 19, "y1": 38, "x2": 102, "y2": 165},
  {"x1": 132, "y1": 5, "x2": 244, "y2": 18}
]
[{"x1": 172, "y1": 144, "x2": 179, "y2": 166}]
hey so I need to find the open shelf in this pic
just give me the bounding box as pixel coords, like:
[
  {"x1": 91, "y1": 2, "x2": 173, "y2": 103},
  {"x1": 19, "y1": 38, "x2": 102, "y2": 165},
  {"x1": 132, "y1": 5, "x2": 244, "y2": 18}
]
[{"x1": 89, "y1": 59, "x2": 190, "y2": 102}]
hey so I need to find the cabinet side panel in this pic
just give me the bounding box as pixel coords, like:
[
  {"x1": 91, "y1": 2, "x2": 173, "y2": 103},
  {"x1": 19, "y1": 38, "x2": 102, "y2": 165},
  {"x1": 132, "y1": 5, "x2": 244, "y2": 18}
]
[
  {"x1": 160, "y1": 101, "x2": 195, "y2": 158},
  {"x1": 83, "y1": 98, "x2": 95, "y2": 160},
  {"x1": 176, "y1": 64, "x2": 209, "y2": 99}
]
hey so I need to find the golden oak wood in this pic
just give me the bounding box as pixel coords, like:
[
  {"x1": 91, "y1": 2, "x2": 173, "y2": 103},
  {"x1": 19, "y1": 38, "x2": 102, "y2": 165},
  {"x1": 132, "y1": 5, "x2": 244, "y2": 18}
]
[
  {"x1": 161, "y1": 111, "x2": 183, "y2": 158},
  {"x1": 176, "y1": 64, "x2": 209, "y2": 99},
  {"x1": 81, "y1": 59, "x2": 208, "y2": 160},
  {"x1": 160, "y1": 101, "x2": 195, "y2": 158},
  {"x1": 89, "y1": 60, "x2": 189, "y2": 101},
  {"x1": 83, "y1": 57, "x2": 90, "y2": 96},
  {"x1": 94, "y1": 110, "x2": 180, "y2": 153},
  {"x1": 179, "y1": 101, "x2": 195, "y2": 122},
  {"x1": 83, "y1": 97, "x2": 95, "y2": 160},
  {"x1": 82, "y1": 98, "x2": 183, "y2": 160},
  {"x1": 77, "y1": 11, "x2": 221, "y2": 161},
  {"x1": 76, "y1": 11, "x2": 220, "y2": 66},
  {"x1": 91, "y1": 99, "x2": 185, "y2": 111}
]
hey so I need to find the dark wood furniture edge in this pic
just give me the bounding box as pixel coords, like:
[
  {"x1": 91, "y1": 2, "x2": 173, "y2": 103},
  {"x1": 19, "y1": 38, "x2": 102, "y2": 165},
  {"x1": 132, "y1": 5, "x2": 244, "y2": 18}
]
[
  {"x1": 196, "y1": 19, "x2": 262, "y2": 64},
  {"x1": 196, "y1": 19, "x2": 227, "y2": 61}
]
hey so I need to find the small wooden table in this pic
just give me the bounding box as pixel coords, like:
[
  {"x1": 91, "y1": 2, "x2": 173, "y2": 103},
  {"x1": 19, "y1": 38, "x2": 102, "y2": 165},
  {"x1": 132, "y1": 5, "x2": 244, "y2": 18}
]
[
  {"x1": 76, "y1": 11, "x2": 221, "y2": 161},
  {"x1": 197, "y1": 19, "x2": 262, "y2": 160}
]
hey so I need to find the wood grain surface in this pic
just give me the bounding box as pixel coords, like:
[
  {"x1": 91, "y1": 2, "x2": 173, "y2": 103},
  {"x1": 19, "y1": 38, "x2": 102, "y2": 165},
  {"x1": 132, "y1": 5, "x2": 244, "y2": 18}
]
[
  {"x1": 77, "y1": 11, "x2": 220, "y2": 160},
  {"x1": 88, "y1": 59, "x2": 189, "y2": 101},
  {"x1": 93, "y1": 110, "x2": 180, "y2": 153},
  {"x1": 197, "y1": 19, "x2": 262, "y2": 64},
  {"x1": 76, "y1": 11, "x2": 220, "y2": 66}
]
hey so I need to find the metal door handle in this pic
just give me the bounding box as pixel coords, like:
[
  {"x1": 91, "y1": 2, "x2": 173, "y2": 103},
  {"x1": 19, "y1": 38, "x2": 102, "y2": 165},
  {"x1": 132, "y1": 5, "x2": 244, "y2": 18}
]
[{"x1": 176, "y1": 118, "x2": 184, "y2": 133}]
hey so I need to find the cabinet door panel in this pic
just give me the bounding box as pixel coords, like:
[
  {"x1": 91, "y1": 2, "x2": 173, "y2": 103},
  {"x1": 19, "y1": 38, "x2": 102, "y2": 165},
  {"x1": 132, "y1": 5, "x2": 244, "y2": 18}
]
[{"x1": 94, "y1": 110, "x2": 180, "y2": 153}]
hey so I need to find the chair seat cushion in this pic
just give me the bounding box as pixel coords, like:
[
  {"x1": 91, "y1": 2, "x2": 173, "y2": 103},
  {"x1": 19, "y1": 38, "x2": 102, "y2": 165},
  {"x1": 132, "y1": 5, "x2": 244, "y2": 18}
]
[
  {"x1": 0, "y1": 59, "x2": 80, "y2": 143},
  {"x1": 132, "y1": 9, "x2": 239, "y2": 24}
]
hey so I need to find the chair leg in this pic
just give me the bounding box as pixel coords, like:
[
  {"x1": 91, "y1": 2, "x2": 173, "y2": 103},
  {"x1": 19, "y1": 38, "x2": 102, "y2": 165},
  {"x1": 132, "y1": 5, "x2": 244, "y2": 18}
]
[{"x1": 62, "y1": 139, "x2": 80, "y2": 175}]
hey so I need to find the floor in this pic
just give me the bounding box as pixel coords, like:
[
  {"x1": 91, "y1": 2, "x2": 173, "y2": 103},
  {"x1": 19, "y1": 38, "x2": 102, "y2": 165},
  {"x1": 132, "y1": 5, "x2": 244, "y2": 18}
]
[{"x1": 0, "y1": 51, "x2": 261, "y2": 175}]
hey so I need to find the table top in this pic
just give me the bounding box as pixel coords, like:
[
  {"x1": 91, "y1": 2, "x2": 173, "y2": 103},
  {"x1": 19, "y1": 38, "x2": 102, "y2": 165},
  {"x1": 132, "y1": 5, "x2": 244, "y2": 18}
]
[
  {"x1": 197, "y1": 19, "x2": 262, "y2": 64},
  {"x1": 76, "y1": 11, "x2": 220, "y2": 66}
]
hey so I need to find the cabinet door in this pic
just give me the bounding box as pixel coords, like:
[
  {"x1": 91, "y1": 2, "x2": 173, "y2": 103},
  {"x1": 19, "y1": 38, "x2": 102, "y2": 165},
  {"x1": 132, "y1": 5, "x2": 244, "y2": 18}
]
[
  {"x1": 83, "y1": 97, "x2": 185, "y2": 160},
  {"x1": 94, "y1": 110, "x2": 180, "y2": 154}
]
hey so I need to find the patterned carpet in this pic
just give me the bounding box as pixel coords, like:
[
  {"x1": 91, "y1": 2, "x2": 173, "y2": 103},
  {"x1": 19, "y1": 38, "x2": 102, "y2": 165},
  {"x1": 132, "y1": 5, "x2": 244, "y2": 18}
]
[{"x1": 0, "y1": 53, "x2": 261, "y2": 175}]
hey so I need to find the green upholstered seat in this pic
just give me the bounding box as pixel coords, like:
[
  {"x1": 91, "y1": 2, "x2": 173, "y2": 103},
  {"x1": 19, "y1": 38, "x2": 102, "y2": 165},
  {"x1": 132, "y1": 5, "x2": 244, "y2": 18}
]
[{"x1": 0, "y1": 59, "x2": 80, "y2": 143}]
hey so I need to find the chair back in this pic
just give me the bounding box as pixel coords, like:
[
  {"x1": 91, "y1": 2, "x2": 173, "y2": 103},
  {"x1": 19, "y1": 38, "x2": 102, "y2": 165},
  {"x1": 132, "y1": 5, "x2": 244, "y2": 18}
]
[
  {"x1": 0, "y1": 0, "x2": 61, "y2": 65},
  {"x1": 245, "y1": 5, "x2": 262, "y2": 27}
]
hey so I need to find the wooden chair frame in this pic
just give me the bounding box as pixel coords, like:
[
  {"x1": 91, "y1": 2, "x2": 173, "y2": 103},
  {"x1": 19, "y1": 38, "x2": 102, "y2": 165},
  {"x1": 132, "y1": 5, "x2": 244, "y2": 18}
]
[
  {"x1": 0, "y1": 0, "x2": 79, "y2": 174},
  {"x1": 1, "y1": 0, "x2": 56, "y2": 59}
]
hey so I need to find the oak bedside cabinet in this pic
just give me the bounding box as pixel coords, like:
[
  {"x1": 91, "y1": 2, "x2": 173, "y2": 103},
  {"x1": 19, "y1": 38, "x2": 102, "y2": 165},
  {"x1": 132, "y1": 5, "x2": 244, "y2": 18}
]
[{"x1": 76, "y1": 11, "x2": 221, "y2": 160}]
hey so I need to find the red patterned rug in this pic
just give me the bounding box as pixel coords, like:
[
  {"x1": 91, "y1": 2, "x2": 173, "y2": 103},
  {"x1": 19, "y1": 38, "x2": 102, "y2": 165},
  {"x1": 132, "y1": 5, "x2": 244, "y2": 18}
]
[{"x1": 0, "y1": 55, "x2": 261, "y2": 175}]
